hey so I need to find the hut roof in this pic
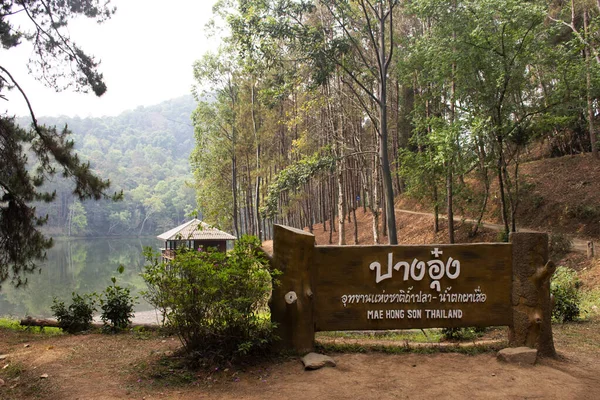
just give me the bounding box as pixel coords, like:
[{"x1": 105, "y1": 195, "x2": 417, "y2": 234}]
[{"x1": 157, "y1": 219, "x2": 236, "y2": 241}]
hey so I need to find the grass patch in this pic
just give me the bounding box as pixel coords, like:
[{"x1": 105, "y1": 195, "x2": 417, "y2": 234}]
[
  {"x1": 316, "y1": 329, "x2": 444, "y2": 343},
  {"x1": 0, "y1": 318, "x2": 63, "y2": 336},
  {"x1": 0, "y1": 362, "x2": 24, "y2": 379},
  {"x1": 580, "y1": 288, "x2": 600, "y2": 319},
  {"x1": 552, "y1": 317, "x2": 600, "y2": 353},
  {"x1": 0, "y1": 361, "x2": 51, "y2": 399},
  {"x1": 315, "y1": 340, "x2": 505, "y2": 356}
]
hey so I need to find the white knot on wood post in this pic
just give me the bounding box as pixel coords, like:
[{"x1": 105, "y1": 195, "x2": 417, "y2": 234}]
[{"x1": 285, "y1": 291, "x2": 298, "y2": 304}]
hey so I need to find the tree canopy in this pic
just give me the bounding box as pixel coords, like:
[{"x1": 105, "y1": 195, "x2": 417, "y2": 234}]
[{"x1": 190, "y1": 0, "x2": 599, "y2": 245}]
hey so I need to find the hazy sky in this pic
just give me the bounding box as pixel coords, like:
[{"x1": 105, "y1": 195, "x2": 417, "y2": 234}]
[{"x1": 3, "y1": 0, "x2": 220, "y2": 118}]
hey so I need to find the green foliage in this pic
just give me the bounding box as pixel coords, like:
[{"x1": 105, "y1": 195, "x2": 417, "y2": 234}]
[
  {"x1": 141, "y1": 235, "x2": 278, "y2": 364},
  {"x1": 22, "y1": 96, "x2": 197, "y2": 238},
  {"x1": 51, "y1": 265, "x2": 139, "y2": 334},
  {"x1": 548, "y1": 233, "x2": 573, "y2": 258},
  {"x1": 551, "y1": 266, "x2": 582, "y2": 323},
  {"x1": 0, "y1": 318, "x2": 62, "y2": 335},
  {"x1": 99, "y1": 265, "x2": 138, "y2": 333},
  {"x1": 565, "y1": 204, "x2": 600, "y2": 221},
  {"x1": 441, "y1": 327, "x2": 487, "y2": 341},
  {"x1": 262, "y1": 148, "x2": 335, "y2": 218},
  {"x1": 580, "y1": 288, "x2": 600, "y2": 319},
  {"x1": 496, "y1": 231, "x2": 509, "y2": 243},
  {"x1": 51, "y1": 293, "x2": 96, "y2": 333}
]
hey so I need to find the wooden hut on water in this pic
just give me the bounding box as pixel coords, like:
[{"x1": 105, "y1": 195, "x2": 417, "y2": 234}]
[{"x1": 157, "y1": 219, "x2": 236, "y2": 260}]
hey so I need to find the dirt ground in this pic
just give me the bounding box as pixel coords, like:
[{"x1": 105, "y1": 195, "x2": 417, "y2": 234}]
[{"x1": 1, "y1": 319, "x2": 600, "y2": 400}]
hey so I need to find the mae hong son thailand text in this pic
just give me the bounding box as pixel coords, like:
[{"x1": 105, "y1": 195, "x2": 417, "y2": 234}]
[{"x1": 341, "y1": 248, "x2": 489, "y2": 321}]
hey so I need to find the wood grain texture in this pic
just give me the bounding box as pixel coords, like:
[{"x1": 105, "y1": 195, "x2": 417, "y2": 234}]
[
  {"x1": 271, "y1": 225, "x2": 316, "y2": 353},
  {"x1": 509, "y1": 232, "x2": 556, "y2": 357},
  {"x1": 313, "y1": 244, "x2": 512, "y2": 331}
]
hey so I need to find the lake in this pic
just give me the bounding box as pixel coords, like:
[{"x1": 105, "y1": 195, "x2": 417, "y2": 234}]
[{"x1": 0, "y1": 237, "x2": 161, "y2": 319}]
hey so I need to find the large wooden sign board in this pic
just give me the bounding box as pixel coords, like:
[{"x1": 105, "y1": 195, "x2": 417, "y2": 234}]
[
  {"x1": 314, "y1": 244, "x2": 512, "y2": 331},
  {"x1": 270, "y1": 225, "x2": 555, "y2": 356}
]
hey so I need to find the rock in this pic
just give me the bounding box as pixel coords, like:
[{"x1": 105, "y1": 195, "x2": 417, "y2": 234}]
[
  {"x1": 0, "y1": 355, "x2": 7, "y2": 360},
  {"x1": 39, "y1": 374, "x2": 48, "y2": 379},
  {"x1": 0, "y1": 378, "x2": 5, "y2": 386},
  {"x1": 497, "y1": 347, "x2": 537, "y2": 365},
  {"x1": 301, "y1": 353, "x2": 336, "y2": 370}
]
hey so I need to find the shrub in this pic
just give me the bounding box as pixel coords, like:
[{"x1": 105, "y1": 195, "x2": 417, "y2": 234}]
[
  {"x1": 496, "y1": 230, "x2": 509, "y2": 243},
  {"x1": 142, "y1": 235, "x2": 278, "y2": 364},
  {"x1": 51, "y1": 292, "x2": 96, "y2": 333},
  {"x1": 565, "y1": 204, "x2": 600, "y2": 220},
  {"x1": 99, "y1": 265, "x2": 137, "y2": 333},
  {"x1": 551, "y1": 266, "x2": 582, "y2": 323},
  {"x1": 548, "y1": 233, "x2": 573, "y2": 258},
  {"x1": 441, "y1": 326, "x2": 486, "y2": 341}
]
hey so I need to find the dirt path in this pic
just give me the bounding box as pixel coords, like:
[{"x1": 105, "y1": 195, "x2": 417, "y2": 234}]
[
  {"x1": 1, "y1": 327, "x2": 600, "y2": 400},
  {"x1": 395, "y1": 209, "x2": 591, "y2": 253}
]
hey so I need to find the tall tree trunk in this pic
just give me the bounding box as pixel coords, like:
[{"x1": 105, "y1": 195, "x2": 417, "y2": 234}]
[
  {"x1": 496, "y1": 135, "x2": 510, "y2": 238},
  {"x1": 336, "y1": 82, "x2": 346, "y2": 245},
  {"x1": 584, "y1": 9, "x2": 598, "y2": 159},
  {"x1": 446, "y1": 168, "x2": 454, "y2": 243},
  {"x1": 232, "y1": 152, "x2": 239, "y2": 236},
  {"x1": 372, "y1": 153, "x2": 381, "y2": 244},
  {"x1": 251, "y1": 81, "x2": 263, "y2": 241},
  {"x1": 377, "y1": 1, "x2": 397, "y2": 245},
  {"x1": 433, "y1": 185, "x2": 439, "y2": 233},
  {"x1": 447, "y1": 47, "x2": 456, "y2": 244},
  {"x1": 471, "y1": 138, "x2": 490, "y2": 237},
  {"x1": 329, "y1": 175, "x2": 335, "y2": 244}
]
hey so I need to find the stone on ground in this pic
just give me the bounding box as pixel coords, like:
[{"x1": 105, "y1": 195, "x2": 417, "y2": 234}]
[
  {"x1": 302, "y1": 353, "x2": 336, "y2": 370},
  {"x1": 497, "y1": 347, "x2": 538, "y2": 365}
]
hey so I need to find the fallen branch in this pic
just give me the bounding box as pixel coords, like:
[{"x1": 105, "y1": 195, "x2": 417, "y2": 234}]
[{"x1": 19, "y1": 317, "x2": 161, "y2": 331}]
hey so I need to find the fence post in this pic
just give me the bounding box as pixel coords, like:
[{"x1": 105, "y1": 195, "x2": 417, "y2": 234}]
[
  {"x1": 271, "y1": 224, "x2": 316, "y2": 354},
  {"x1": 509, "y1": 232, "x2": 556, "y2": 357}
]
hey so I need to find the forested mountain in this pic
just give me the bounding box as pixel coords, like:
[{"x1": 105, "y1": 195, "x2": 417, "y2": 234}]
[
  {"x1": 19, "y1": 96, "x2": 197, "y2": 237},
  {"x1": 191, "y1": 0, "x2": 599, "y2": 245}
]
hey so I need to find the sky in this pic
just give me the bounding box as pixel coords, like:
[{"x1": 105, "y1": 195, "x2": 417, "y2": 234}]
[{"x1": 2, "y1": 0, "x2": 221, "y2": 118}]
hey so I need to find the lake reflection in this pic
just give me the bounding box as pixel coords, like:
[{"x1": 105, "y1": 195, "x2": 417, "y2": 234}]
[{"x1": 0, "y1": 237, "x2": 160, "y2": 318}]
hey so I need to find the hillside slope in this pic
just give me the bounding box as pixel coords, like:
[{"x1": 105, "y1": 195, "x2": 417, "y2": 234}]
[
  {"x1": 19, "y1": 96, "x2": 197, "y2": 237},
  {"x1": 516, "y1": 154, "x2": 600, "y2": 239}
]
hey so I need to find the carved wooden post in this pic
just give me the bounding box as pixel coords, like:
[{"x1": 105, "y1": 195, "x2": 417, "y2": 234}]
[
  {"x1": 271, "y1": 225, "x2": 315, "y2": 354},
  {"x1": 509, "y1": 232, "x2": 556, "y2": 357}
]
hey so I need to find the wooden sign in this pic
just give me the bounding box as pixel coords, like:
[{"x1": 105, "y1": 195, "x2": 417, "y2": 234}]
[
  {"x1": 271, "y1": 225, "x2": 554, "y2": 355},
  {"x1": 313, "y1": 244, "x2": 512, "y2": 331}
]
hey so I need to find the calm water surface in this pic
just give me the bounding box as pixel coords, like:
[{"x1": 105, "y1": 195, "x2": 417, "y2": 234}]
[{"x1": 0, "y1": 237, "x2": 160, "y2": 319}]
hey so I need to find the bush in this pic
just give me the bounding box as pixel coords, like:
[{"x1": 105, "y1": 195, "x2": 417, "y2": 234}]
[
  {"x1": 549, "y1": 233, "x2": 573, "y2": 258},
  {"x1": 565, "y1": 204, "x2": 600, "y2": 220},
  {"x1": 441, "y1": 326, "x2": 486, "y2": 341},
  {"x1": 551, "y1": 266, "x2": 582, "y2": 323},
  {"x1": 51, "y1": 293, "x2": 96, "y2": 333},
  {"x1": 496, "y1": 230, "x2": 509, "y2": 243},
  {"x1": 142, "y1": 235, "x2": 278, "y2": 364},
  {"x1": 99, "y1": 266, "x2": 137, "y2": 333}
]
